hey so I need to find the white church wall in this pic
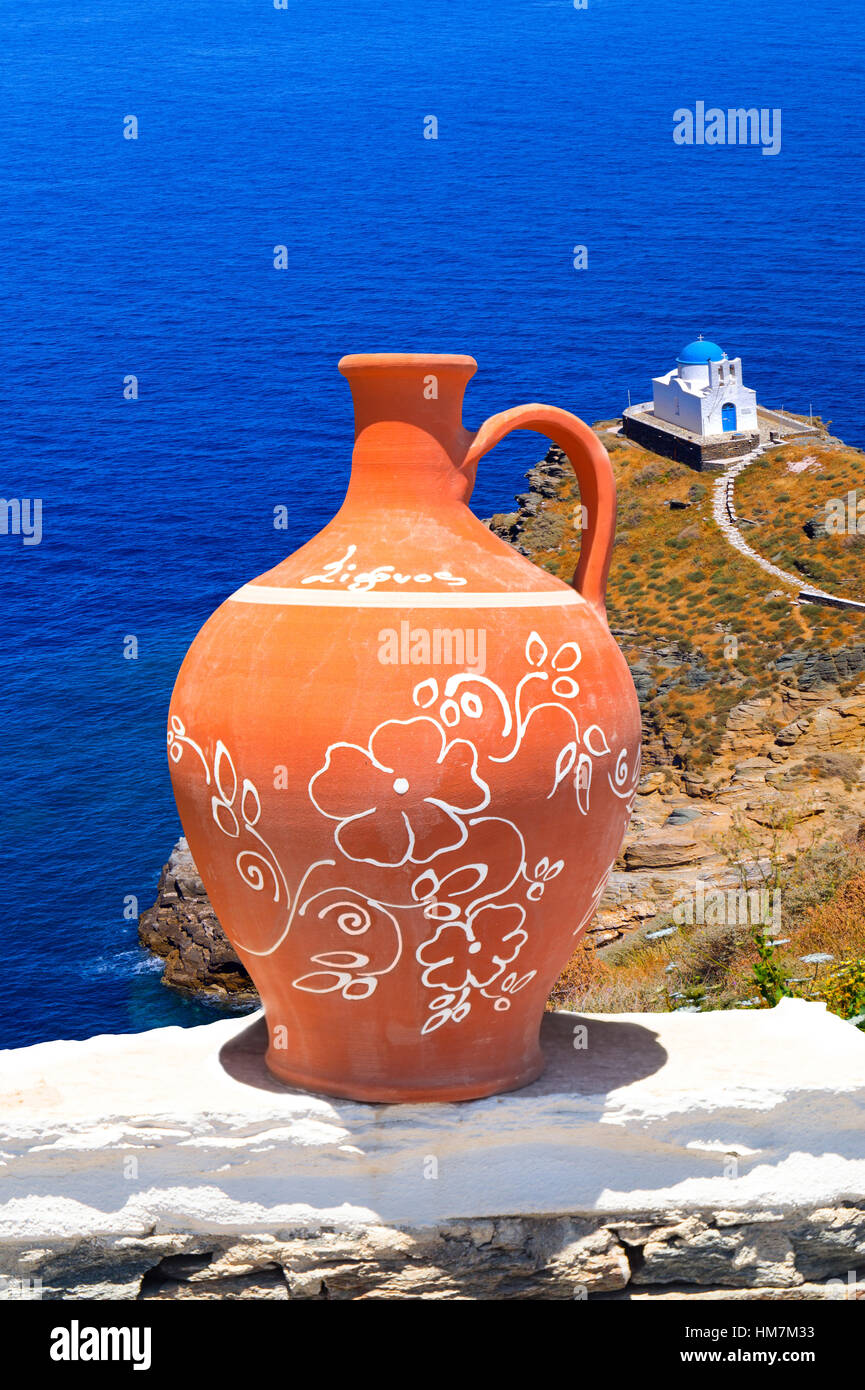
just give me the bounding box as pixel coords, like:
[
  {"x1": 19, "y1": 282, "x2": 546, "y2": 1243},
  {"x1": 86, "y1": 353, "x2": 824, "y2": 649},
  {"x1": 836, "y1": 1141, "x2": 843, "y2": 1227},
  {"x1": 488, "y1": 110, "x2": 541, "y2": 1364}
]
[
  {"x1": 652, "y1": 350, "x2": 758, "y2": 437},
  {"x1": 677, "y1": 390, "x2": 705, "y2": 434},
  {"x1": 702, "y1": 387, "x2": 758, "y2": 435},
  {"x1": 678, "y1": 360, "x2": 713, "y2": 386},
  {"x1": 653, "y1": 373, "x2": 704, "y2": 433}
]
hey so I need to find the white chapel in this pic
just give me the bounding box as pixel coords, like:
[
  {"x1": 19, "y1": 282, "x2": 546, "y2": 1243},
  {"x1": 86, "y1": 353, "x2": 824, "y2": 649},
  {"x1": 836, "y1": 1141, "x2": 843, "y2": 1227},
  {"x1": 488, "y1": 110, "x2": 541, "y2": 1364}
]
[{"x1": 651, "y1": 336, "x2": 758, "y2": 437}]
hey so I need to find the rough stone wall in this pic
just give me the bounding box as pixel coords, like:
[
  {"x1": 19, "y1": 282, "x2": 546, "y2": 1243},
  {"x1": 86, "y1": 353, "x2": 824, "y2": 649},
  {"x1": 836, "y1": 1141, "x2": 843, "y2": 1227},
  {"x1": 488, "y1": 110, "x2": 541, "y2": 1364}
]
[
  {"x1": 622, "y1": 410, "x2": 760, "y2": 470},
  {"x1": 3, "y1": 1207, "x2": 863, "y2": 1301}
]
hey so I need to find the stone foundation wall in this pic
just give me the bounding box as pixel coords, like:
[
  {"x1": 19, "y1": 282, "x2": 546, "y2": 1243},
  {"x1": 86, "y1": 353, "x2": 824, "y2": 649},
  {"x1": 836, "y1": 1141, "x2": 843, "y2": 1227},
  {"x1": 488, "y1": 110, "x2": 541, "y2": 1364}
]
[
  {"x1": 3, "y1": 1207, "x2": 863, "y2": 1300},
  {"x1": 622, "y1": 410, "x2": 759, "y2": 470}
]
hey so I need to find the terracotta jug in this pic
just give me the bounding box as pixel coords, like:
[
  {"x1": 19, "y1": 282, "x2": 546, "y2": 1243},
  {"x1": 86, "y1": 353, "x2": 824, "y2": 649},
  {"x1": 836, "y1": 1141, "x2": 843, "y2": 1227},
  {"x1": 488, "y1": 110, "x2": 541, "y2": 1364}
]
[{"x1": 168, "y1": 354, "x2": 641, "y2": 1102}]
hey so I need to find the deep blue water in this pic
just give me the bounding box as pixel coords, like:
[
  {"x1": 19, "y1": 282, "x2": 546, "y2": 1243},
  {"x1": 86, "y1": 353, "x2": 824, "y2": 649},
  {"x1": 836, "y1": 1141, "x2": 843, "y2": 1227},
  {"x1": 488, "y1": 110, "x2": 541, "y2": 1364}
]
[{"x1": 1, "y1": 0, "x2": 863, "y2": 1048}]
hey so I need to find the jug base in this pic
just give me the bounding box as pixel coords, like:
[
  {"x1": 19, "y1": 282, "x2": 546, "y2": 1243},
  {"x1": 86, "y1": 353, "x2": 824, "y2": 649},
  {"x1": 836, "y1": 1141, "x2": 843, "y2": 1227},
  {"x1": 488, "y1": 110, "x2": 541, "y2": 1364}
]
[{"x1": 263, "y1": 1050, "x2": 545, "y2": 1104}]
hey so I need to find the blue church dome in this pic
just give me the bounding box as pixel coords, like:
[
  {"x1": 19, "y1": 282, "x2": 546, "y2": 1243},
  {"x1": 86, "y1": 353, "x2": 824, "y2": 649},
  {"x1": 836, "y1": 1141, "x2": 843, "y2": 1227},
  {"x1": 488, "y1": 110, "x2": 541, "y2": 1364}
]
[{"x1": 678, "y1": 337, "x2": 724, "y2": 364}]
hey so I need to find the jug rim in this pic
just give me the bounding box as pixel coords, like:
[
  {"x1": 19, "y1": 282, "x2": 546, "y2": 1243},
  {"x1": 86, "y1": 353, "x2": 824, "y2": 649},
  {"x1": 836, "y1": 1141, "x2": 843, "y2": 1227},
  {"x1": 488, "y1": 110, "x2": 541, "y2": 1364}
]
[{"x1": 338, "y1": 352, "x2": 477, "y2": 374}]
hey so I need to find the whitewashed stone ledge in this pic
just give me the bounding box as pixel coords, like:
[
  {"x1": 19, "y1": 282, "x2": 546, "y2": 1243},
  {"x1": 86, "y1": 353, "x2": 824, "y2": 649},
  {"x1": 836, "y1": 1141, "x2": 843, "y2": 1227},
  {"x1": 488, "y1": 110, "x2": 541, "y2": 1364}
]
[{"x1": 1, "y1": 998, "x2": 864, "y2": 1300}]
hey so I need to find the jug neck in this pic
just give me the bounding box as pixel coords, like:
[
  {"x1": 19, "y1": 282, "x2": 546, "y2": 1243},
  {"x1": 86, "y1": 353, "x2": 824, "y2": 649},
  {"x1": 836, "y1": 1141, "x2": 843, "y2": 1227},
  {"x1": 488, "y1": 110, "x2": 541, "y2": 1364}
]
[{"x1": 338, "y1": 353, "x2": 479, "y2": 510}]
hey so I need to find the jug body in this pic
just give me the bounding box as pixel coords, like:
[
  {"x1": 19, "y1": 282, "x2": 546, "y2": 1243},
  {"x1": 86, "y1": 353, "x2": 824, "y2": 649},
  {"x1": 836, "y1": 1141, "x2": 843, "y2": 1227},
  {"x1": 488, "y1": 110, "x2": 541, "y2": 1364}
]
[{"x1": 168, "y1": 354, "x2": 641, "y2": 1101}]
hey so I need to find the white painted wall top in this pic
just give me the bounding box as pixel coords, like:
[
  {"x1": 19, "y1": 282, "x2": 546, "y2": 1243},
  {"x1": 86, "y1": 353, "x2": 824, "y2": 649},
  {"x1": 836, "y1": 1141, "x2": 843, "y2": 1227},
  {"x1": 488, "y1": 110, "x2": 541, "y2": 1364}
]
[{"x1": 0, "y1": 999, "x2": 862, "y2": 1237}]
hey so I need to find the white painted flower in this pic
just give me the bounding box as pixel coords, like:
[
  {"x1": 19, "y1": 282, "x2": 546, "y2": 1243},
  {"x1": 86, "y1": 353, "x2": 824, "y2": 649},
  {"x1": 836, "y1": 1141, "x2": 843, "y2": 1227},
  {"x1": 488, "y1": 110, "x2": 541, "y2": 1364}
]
[
  {"x1": 309, "y1": 716, "x2": 490, "y2": 867},
  {"x1": 417, "y1": 902, "x2": 528, "y2": 992},
  {"x1": 524, "y1": 630, "x2": 582, "y2": 697}
]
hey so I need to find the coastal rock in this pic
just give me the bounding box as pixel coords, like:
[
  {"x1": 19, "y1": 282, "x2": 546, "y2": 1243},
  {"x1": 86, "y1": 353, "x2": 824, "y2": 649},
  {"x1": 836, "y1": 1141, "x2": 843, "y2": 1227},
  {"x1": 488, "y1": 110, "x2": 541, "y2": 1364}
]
[
  {"x1": 138, "y1": 839, "x2": 255, "y2": 1004},
  {"x1": 486, "y1": 445, "x2": 575, "y2": 558}
]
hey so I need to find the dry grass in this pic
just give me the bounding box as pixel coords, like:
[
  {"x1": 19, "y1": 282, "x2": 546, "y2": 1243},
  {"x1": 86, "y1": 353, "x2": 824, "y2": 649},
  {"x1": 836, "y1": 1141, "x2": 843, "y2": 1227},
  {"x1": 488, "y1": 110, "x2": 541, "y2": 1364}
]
[
  {"x1": 548, "y1": 836, "x2": 865, "y2": 1024},
  {"x1": 735, "y1": 445, "x2": 865, "y2": 600}
]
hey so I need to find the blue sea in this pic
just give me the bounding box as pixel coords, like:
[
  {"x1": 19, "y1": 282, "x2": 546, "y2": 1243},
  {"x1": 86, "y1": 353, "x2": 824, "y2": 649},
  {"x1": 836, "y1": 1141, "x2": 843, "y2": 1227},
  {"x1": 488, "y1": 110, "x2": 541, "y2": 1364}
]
[{"x1": 1, "y1": 0, "x2": 863, "y2": 1048}]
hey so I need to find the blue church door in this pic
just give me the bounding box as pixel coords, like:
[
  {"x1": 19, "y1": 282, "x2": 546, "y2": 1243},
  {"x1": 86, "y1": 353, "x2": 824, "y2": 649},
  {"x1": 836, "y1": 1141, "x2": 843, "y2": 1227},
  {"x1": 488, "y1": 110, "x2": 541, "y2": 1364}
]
[{"x1": 722, "y1": 402, "x2": 737, "y2": 432}]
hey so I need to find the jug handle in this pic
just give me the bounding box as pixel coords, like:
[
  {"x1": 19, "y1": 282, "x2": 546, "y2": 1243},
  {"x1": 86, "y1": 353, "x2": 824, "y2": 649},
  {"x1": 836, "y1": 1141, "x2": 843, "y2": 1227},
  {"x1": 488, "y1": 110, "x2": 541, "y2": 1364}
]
[{"x1": 462, "y1": 404, "x2": 616, "y2": 623}]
